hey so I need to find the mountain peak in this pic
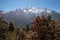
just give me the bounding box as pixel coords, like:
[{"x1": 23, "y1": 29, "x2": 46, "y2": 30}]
[
  {"x1": 23, "y1": 7, "x2": 52, "y2": 14},
  {"x1": 4, "y1": 7, "x2": 60, "y2": 27}
]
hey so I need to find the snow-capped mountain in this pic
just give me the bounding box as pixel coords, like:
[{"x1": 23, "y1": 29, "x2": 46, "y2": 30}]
[
  {"x1": 1, "y1": 7, "x2": 60, "y2": 27},
  {"x1": 23, "y1": 7, "x2": 51, "y2": 14}
]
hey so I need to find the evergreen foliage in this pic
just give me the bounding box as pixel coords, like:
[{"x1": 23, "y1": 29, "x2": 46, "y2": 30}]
[{"x1": 0, "y1": 15, "x2": 60, "y2": 40}]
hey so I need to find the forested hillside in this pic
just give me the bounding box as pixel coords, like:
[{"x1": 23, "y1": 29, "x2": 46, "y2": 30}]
[{"x1": 0, "y1": 15, "x2": 60, "y2": 40}]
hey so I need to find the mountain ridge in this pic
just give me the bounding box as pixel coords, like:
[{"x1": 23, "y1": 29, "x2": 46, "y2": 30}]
[{"x1": 0, "y1": 7, "x2": 60, "y2": 27}]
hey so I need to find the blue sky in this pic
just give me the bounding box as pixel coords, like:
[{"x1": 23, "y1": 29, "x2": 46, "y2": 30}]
[{"x1": 0, "y1": 0, "x2": 60, "y2": 12}]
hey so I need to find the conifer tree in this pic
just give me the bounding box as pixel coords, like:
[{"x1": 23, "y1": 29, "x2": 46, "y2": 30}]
[
  {"x1": 9, "y1": 22, "x2": 15, "y2": 32},
  {"x1": 47, "y1": 15, "x2": 52, "y2": 21},
  {"x1": 25, "y1": 25, "x2": 30, "y2": 32}
]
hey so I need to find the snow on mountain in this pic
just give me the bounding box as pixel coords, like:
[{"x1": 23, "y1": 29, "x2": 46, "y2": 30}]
[
  {"x1": 1, "y1": 7, "x2": 60, "y2": 27},
  {"x1": 23, "y1": 7, "x2": 51, "y2": 14}
]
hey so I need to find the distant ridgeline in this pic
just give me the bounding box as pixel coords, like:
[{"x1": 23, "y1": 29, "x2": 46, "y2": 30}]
[{"x1": 1, "y1": 7, "x2": 60, "y2": 27}]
